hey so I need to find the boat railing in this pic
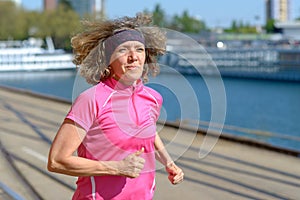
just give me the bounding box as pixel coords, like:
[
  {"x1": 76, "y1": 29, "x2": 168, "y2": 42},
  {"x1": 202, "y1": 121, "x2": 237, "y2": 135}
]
[{"x1": 159, "y1": 47, "x2": 300, "y2": 69}]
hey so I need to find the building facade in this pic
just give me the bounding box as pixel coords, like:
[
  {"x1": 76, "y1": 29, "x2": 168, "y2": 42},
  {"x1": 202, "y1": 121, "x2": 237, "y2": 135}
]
[
  {"x1": 275, "y1": 21, "x2": 300, "y2": 40},
  {"x1": 42, "y1": 0, "x2": 104, "y2": 18},
  {"x1": 44, "y1": 0, "x2": 57, "y2": 11},
  {"x1": 68, "y1": 0, "x2": 94, "y2": 18},
  {"x1": 266, "y1": 0, "x2": 290, "y2": 22},
  {"x1": 276, "y1": 0, "x2": 289, "y2": 22}
]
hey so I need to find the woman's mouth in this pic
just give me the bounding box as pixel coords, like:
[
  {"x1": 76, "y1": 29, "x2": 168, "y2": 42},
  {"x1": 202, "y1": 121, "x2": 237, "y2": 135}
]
[{"x1": 126, "y1": 65, "x2": 138, "y2": 70}]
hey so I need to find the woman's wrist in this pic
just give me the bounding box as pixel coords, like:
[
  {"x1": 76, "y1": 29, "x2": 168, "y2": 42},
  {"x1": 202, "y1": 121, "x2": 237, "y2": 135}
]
[
  {"x1": 98, "y1": 160, "x2": 121, "y2": 176},
  {"x1": 165, "y1": 161, "x2": 175, "y2": 168}
]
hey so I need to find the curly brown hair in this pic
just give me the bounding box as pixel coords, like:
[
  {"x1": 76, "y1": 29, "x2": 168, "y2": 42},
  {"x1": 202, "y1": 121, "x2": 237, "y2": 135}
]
[{"x1": 71, "y1": 13, "x2": 167, "y2": 85}]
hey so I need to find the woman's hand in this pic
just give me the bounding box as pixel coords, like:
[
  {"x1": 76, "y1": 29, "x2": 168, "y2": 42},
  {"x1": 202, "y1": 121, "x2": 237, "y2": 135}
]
[
  {"x1": 118, "y1": 148, "x2": 145, "y2": 178},
  {"x1": 166, "y1": 162, "x2": 184, "y2": 185}
]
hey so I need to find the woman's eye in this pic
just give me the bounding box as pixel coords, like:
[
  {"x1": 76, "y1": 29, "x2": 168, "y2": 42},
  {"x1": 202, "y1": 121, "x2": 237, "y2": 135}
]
[
  {"x1": 118, "y1": 48, "x2": 127, "y2": 53},
  {"x1": 137, "y1": 47, "x2": 145, "y2": 52}
]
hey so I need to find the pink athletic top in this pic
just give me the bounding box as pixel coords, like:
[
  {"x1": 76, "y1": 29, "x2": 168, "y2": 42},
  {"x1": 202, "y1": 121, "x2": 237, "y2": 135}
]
[{"x1": 66, "y1": 77, "x2": 162, "y2": 200}]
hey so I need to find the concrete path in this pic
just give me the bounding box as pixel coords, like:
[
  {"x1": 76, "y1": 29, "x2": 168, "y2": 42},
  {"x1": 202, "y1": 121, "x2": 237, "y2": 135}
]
[{"x1": 0, "y1": 87, "x2": 299, "y2": 200}]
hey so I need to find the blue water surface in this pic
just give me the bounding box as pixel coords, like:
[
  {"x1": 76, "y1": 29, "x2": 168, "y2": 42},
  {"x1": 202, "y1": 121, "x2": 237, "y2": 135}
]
[{"x1": 0, "y1": 70, "x2": 299, "y2": 151}]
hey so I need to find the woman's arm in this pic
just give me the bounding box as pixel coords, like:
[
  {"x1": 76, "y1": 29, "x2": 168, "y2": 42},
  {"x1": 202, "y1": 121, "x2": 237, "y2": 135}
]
[
  {"x1": 154, "y1": 132, "x2": 184, "y2": 184},
  {"x1": 47, "y1": 119, "x2": 145, "y2": 178}
]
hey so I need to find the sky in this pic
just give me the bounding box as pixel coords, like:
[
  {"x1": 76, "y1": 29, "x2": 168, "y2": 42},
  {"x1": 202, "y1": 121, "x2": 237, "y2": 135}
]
[{"x1": 21, "y1": 0, "x2": 300, "y2": 28}]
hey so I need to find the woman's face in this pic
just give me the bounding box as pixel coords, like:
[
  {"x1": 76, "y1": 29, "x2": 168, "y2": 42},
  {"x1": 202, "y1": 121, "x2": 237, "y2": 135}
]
[{"x1": 109, "y1": 41, "x2": 146, "y2": 85}]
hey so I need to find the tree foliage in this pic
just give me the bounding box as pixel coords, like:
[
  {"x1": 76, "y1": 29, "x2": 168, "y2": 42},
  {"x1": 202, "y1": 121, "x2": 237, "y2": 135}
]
[
  {"x1": 170, "y1": 11, "x2": 206, "y2": 33},
  {"x1": 0, "y1": 1, "x2": 80, "y2": 50},
  {"x1": 265, "y1": 19, "x2": 275, "y2": 33},
  {"x1": 152, "y1": 4, "x2": 166, "y2": 27},
  {"x1": 36, "y1": 4, "x2": 80, "y2": 50},
  {"x1": 224, "y1": 20, "x2": 257, "y2": 33},
  {"x1": 150, "y1": 4, "x2": 206, "y2": 33},
  {"x1": 0, "y1": 2, "x2": 264, "y2": 50},
  {"x1": 0, "y1": 1, "x2": 27, "y2": 39}
]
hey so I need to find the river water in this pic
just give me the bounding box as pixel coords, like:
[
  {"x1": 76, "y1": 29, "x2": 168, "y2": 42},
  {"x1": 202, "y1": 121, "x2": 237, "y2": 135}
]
[{"x1": 0, "y1": 69, "x2": 299, "y2": 152}]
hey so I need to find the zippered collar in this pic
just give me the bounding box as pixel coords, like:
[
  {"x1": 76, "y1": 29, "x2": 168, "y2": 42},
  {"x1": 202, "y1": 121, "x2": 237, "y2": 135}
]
[{"x1": 103, "y1": 77, "x2": 143, "y2": 93}]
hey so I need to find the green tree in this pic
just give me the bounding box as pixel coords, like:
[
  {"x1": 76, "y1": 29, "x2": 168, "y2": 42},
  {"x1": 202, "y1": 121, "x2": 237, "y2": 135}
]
[
  {"x1": 170, "y1": 10, "x2": 206, "y2": 33},
  {"x1": 229, "y1": 20, "x2": 238, "y2": 32},
  {"x1": 28, "y1": 4, "x2": 80, "y2": 50},
  {"x1": 144, "y1": 4, "x2": 206, "y2": 33},
  {"x1": 0, "y1": 1, "x2": 81, "y2": 50},
  {"x1": 152, "y1": 4, "x2": 166, "y2": 27},
  {"x1": 25, "y1": 11, "x2": 43, "y2": 37},
  {"x1": 265, "y1": 19, "x2": 275, "y2": 33},
  {"x1": 58, "y1": 0, "x2": 73, "y2": 10},
  {"x1": 13, "y1": 9, "x2": 28, "y2": 39},
  {"x1": 225, "y1": 20, "x2": 257, "y2": 33},
  {"x1": 0, "y1": 1, "x2": 27, "y2": 39}
]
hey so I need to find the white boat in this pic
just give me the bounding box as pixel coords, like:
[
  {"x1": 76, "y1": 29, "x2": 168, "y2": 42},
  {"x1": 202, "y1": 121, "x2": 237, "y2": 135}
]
[
  {"x1": 159, "y1": 37, "x2": 300, "y2": 81},
  {"x1": 0, "y1": 37, "x2": 76, "y2": 71}
]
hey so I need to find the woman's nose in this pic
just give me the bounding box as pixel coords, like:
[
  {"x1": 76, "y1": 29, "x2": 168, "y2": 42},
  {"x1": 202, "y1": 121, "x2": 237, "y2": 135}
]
[{"x1": 128, "y1": 51, "x2": 138, "y2": 62}]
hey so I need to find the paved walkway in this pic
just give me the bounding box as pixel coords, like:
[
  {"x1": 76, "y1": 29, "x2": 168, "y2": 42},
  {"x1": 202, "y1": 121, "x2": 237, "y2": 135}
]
[{"x1": 0, "y1": 87, "x2": 299, "y2": 200}]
